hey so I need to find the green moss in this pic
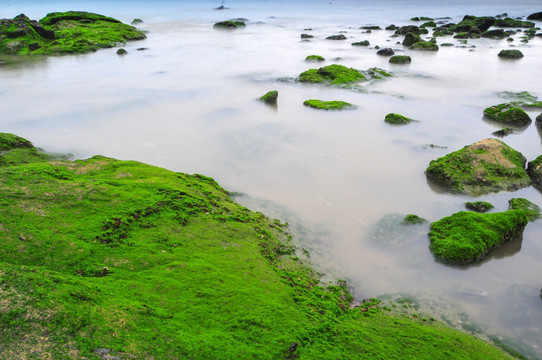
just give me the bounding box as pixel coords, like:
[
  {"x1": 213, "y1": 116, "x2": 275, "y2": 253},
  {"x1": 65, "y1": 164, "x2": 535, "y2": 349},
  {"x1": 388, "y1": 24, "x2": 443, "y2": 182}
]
[
  {"x1": 402, "y1": 214, "x2": 426, "y2": 224},
  {"x1": 384, "y1": 113, "x2": 415, "y2": 125},
  {"x1": 465, "y1": 201, "x2": 494, "y2": 213},
  {"x1": 402, "y1": 33, "x2": 422, "y2": 46},
  {"x1": 421, "y1": 21, "x2": 437, "y2": 28},
  {"x1": 494, "y1": 18, "x2": 535, "y2": 28},
  {"x1": 305, "y1": 54, "x2": 325, "y2": 62},
  {"x1": 425, "y1": 138, "x2": 531, "y2": 195},
  {"x1": 428, "y1": 210, "x2": 528, "y2": 264},
  {"x1": 483, "y1": 103, "x2": 531, "y2": 126},
  {"x1": 410, "y1": 41, "x2": 439, "y2": 51},
  {"x1": 498, "y1": 50, "x2": 524, "y2": 59},
  {"x1": 492, "y1": 127, "x2": 513, "y2": 137},
  {"x1": 449, "y1": 15, "x2": 496, "y2": 33},
  {"x1": 260, "y1": 90, "x2": 278, "y2": 105},
  {"x1": 298, "y1": 64, "x2": 366, "y2": 85},
  {"x1": 508, "y1": 198, "x2": 541, "y2": 220},
  {"x1": 368, "y1": 67, "x2": 392, "y2": 78},
  {"x1": 0, "y1": 132, "x2": 34, "y2": 150},
  {"x1": 351, "y1": 40, "x2": 370, "y2": 46},
  {"x1": 303, "y1": 99, "x2": 354, "y2": 110},
  {"x1": 213, "y1": 20, "x2": 246, "y2": 29},
  {"x1": 389, "y1": 55, "x2": 411, "y2": 64},
  {"x1": 0, "y1": 133, "x2": 520, "y2": 359},
  {"x1": 527, "y1": 155, "x2": 542, "y2": 187}
]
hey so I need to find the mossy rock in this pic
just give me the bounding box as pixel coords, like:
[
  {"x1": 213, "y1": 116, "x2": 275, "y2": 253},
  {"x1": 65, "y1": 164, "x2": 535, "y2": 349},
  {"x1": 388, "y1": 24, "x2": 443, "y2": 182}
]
[
  {"x1": 465, "y1": 201, "x2": 494, "y2": 213},
  {"x1": 0, "y1": 12, "x2": 146, "y2": 55},
  {"x1": 298, "y1": 64, "x2": 365, "y2": 85},
  {"x1": 492, "y1": 127, "x2": 513, "y2": 137},
  {"x1": 384, "y1": 113, "x2": 415, "y2": 125},
  {"x1": 389, "y1": 55, "x2": 411, "y2": 64},
  {"x1": 483, "y1": 103, "x2": 531, "y2": 126},
  {"x1": 428, "y1": 210, "x2": 528, "y2": 264},
  {"x1": 421, "y1": 21, "x2": 437, "y2": 28},
  {"x1": 213, "y1": 20, "x2": 246, "y2": 29},
  {"x1": 402, "y1": 33, "x2": 422, "y2": 47},
  {"x1": 527, "y1": 11, "x2": 542, "y2": 20},
  {"x1": 116, "y1": 48, "x2": 127, "y2": 55},
  {"x1": 449, "y1": 15, "x2": 496, "y2": 33},
  {"x1": 394, "y1": 25, "x2": 428, "y2": 35},
  {"x1": 303, "y1": 99, "x2": 354, "y2": 110},
  {"x1": 402, "y1": 214, "x2": 426, "y2": 224},
  {"x1": 326, "y1": 34, "x2": 346, "y2": 40},
  {"x1": 371, "y1": 213, "x2": 428, "y2": 248},
  {"x1": 0, "y1": 132, "x2": 34, "y2": 150},
  {"x1": 410, "y1": 41, "x2": 439, "y2": 51},
  {"x1": 305, "y1": 54, "x2": 325, "y2": 62},
  {"x1": 351, "y1": 40, "x2": 370, "y2": 46},
  {"x1": 482, "y1": 29, "x2": 508, "y2": 39},
  {"x1": 527, "y1": 155, "x2": 542, "y2": 187},
  {"x1": 0, "y1": 132, "x2": 53, "y2": 166},
  {"x1": 360, "y1": 25, "x2": 381, "y2": 30},
  {"x1": 508, "y1": 198, "x2": 541, "y2": 220},
  {"x1": 260, "y1": 90, "x2": 278, "y2": 105},
  {"x1": 300, "y1": 33, "x2": 314, "y2": 39},
  {"x1": 425, "y1": 138, "x2": 531, "y2": 195},
  {"x1": 498, "y1": 49, "x2": 524, "y2": 59},
  {"x1": 497, "y1": 91, "x2": 538, "y2": 103},
  {"x1": 494, "y1": 18, "x2": 535, "y2": 28}
]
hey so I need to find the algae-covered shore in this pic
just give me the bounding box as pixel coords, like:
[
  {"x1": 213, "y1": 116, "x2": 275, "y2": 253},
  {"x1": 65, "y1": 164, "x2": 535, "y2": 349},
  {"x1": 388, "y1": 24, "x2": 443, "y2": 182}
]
[{"x1": 0, "y1": 133, "x2": 518, "y2": 359}]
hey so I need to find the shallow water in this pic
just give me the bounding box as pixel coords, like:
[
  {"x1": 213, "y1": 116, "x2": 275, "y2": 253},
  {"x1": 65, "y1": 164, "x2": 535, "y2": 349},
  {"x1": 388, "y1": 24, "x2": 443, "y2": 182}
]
[{"x1": 1, "y1": 0, "x2": 542, "y2": 357}]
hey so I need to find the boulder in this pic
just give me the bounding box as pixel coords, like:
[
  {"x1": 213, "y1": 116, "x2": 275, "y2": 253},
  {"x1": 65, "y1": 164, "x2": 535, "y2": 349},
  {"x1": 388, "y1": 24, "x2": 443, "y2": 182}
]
[
  {"x1": 527, "y1": 11, "x2": 542, "y2": 20},
  {"x1": 425, "y1": 138, "x2": 531, "y2": 195},
  {"x1": 497, "y1": 49, "x2": 524, "y2": 59},
  {"x1": 410, "y1": 41, "x2": 439, "y2": 51},
  {"x1": 508, "y1": 198, "x2": 541, "y2": 220},
  {"x1": 305, "y1": 55, "x2": 325, "y2": 61},
  {"x1": 465, "y1": 201, "x2": 494, "y2": 213},
  {"x1": 351, "y1": 40, "x2": 370, "y2": 46},
  {"x1": 260, "y1": 90, "x2": 278, "y2": 105},
  {"x1": 384, "y1": 113, "x2": 414, "y2": 125},
  {"x1": 116, "y1": 48, "x2": 127, "y2": 55},
  {"x1": 213, "y1": 20, "x2": 246, "y2": 29},
  {"x1": 482, "y1": 29, "x2": 508, "y2": 39},
  {"x1": 483, "y1": 103, "x2": 531, "y2": 126},
  {"x1": 389, "y1": 55, "x2": 411, "y2": 64},
  {"x1": 298, "y1": 64, "x2": 365, "y2": 84},
  {"x1": 402, "y1": 33, "x2": 422, "y2": 47},
  {"x1": 300, "y1": 33, "x2": 314, "y2": 39},
  {"x1": 527, "y1": 155, "x2": 542, "y2": 187},
  {"x1": 428, "y1": 210, "x2": 528, "y2": 264},
  {"x1": 303, "y1": 99, "x2": 354, "y2": 110},
  {"x1": 326, "y1": 34, "x2": 347, "y2": 40},
  {"x1": 494, "y1": 18, "x2": 535, "y2": 28},
  {"x1": 450, "y1": 15, "x2": 496, "y2": 32},
  {"x1": 376, "y1": 47, "x2": 394, "y2": 56},
  {"x1": 394, "y1": 25, "x2": 428, "y2": 35}
]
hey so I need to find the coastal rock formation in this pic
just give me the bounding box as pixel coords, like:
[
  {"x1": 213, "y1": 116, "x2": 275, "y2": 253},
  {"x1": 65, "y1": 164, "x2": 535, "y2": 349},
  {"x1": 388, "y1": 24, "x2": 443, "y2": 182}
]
[
  {"x1": 425, "y1": 138, "x2": 531, "y2": 195},
  {"x1": 0, "y1": 11, "x2": 146, "y2": 55},
  {"x1": 483, "y1": 103, "x2": 531, "y2": 126}
]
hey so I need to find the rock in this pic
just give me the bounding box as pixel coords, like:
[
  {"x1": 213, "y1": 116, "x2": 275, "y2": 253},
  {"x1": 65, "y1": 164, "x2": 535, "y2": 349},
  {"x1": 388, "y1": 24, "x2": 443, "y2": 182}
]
[
  {"x1": 482, "y1": 29, "x2": 508, "y2": 39},
  {"x1": 402, "y1": 33, "x2": 422, "y2": 47},
  {"x1": 508, "y1": 198, "x2": 541, "y2": 220},
  {"x1": 494, "y1": 18, "x2": 535, "y2": 28},
  {"x1": 428, "y1": 210, "x2": 528, "y2": 264},
  {"x1": 326, "y1": 34, "x2": 346, "y2": 40},
  {"x1": 384, "y1": 113, "x2": 414, "y2": 125},
  {"x1": 116, "y1": 48, "x2": 127, "y2": 55},
  {"x1": 425, "y1": 138, "x2": 531, "y2": 195},
  {"x1": 0, "y1": 132, "x2": 34, "y2": 150},
  {"x1": 0, "y1": 11, "x2": 146, "y2": 55},
  {"x1": 537, "y1": 113, "x2": 542, "y2": 127},
  {"x1": 450, "y1": 15, "x2": 496, "y2": 33},
  {"x1": 409, "y1": 41, "x2": 439, "y2": 51},
  {"x1": 492, "y1": 127, "x2": 513, "y2": 137},
  {"x1": 131, "y1": 18, "x2": 143, "y2": 24},
  {"x1": 385, "y1": 24, "x2": 398, "y2": 30},
  {"x1": 389, "y1": 55, "x2": 411, "y2": 64},
  {"x1": 465, "y1": 201, "x2": 494, "y2": 213},
  {"x1": 305, "y1": 54, "x2": 324, "y2": 62},
  {"x1": 303, "y1": 99, "x2": 354, "y2": 110},
  {"x1": 394, "y1": 25, "x2": 428, "y2": 35},
  {"x1": 421, "y1": 21, "x2": 437, "y2": 28},
  {"x1": 351, "y1": 40, "x2": 370, "y2": 46},
  {"x1": 370, "y1": 213, "x2": 428, "y2": 248},
  {"x1": 527, "y1": 155, "x2": 542, "y2": 187},
  {"x1": 376, "y1": 48, "x2": 394, "y2": 56},
  {"x1": 483, "y1": 103, "x2": 531, "y2": 126},
  {"x1": 300, "y1": 33, "x2": 313, "y2": 39},
  {"x1": 497, "y1": 49, "x2": 524, "y2": 59},
  {"x1": 298, "y1": 64, "x2": 365, "y2": 84},
  {"x1": 360, "y1": 25, "x2": 381, "y2": 30},
  {"x1": 527, "y1": 11, "x2": 542, "y2": 20},
  {"x1": 213, "y1": 20, "x2": 246, "y2": 29},
  {"x1": 260, "y1": 90, "x2": 278, "y2": 105}
]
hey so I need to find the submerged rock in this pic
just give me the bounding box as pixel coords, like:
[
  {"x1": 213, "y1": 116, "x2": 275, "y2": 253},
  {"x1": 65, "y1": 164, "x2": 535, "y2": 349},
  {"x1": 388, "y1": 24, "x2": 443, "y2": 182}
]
[
  {"x1": 305, "y1": 54, "x2": 325, "y2": 62},
  {"x1": 371, "y1": 213, "x2": 428, "y2": 248},
  {"x1": 260, "y1": 90, "x2": 278, "y2": 105},
  {"x1": 326, "y1": 34, "x2": 347, "y2": 40},
  {"x1": 351, "y1": 40, "x2": 370, "y2": 46},
  {"x1": 298, "y1": 64, "x2": 365, "y2": 84},
  {"x1": 389, "y1": 55, "x2": 411, "y2": 64},
  {"x1": 494, "y1": 18, "x2": 535, "y2": 28},
  {"x1": 300, "y1": 33, "x2": 314, "y2": 39},
  {"x1": 465, "y1": 201, "x2": 494, "y2": 213},
  {"x1": 483, "y1": 103, "x2": 531, "y2": 126},
  {"x1": 0, "y1": 12, "x2": 146, "y2": 55},
  {"x1": 425, "y1": 138, "x2": 531, "y2": 195},
  {"x1": 428, "y1": 210, "x2": 528, "y2": 264},
  {"x1": 527, "y1": 11, "x2": 542, "y2": 20},
  {"x1": 376, "y1": 47, "x2": 395, "y2": 56},
  {"x1": 131, "y1": 18, "x2": 143, "y2": 25},
  {"x1": 410, "y1": 41, "x2": 439, "y2": 51},
  {"x1": 303, "y1": 99, "x2": 354, "y2": 110},
  {"x1": 384, "y1": 113, "x2": 415, "y2": 125},
  {"x1": 395, "y1": 25, "x2": 428, "y2": 35},
  {"x1": 483, "y1": 29, "x2": 508, "y2": 39},
  {"x1": 497, "y1": 49, "x2": 524, "y2": 59},
  {"x1": 527, "y1": 155, "x2": 542, "y2": 188},
  {"x1": 213, "y1": 20, "x2": 246, "y2": 29},
  {"x1": 450, "y1": 15, "x2": 496, "y2": 33},
  {"x1": 116, "y1": 48, "x2": 127, "y2": 55},
  {"x1": 492, "y1": 127, "x2": 514, "y2": 137}
]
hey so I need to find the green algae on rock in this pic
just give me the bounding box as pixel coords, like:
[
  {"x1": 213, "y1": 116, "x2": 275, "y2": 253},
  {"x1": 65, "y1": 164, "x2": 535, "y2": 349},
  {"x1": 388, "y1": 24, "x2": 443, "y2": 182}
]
[
  {"x1": 371, "y1": 213, "x2": 428, "y2": 248},
  {"x1": 425, "y1": 138, "x2": 531, "y2": 195},
  {"x1": 498, "y1": 49, "x2": 524, "y2": 59},
  {"x1": 483, "y1": 103, "x2": 531, "y2": 126},
  {"x1": 402, "y1": 214, "x2": 426, "y2": 224},
  {"x1": 494, "y1": 18, "x2": 535, "y2": 28},
  {"x1": 410, "y1": 41, "x2": 439, "y2": 51},
  {"x1": 351, "y1": 40, "x2": 370, "y2": 46},
  {"x1": 508, "y1": 198, "x2": 541, "y2": 220},
  {"x1": 260, "y1": 90, "x2": 278, "y2": 105},
  {"x1": 428, "y1": 210, "x2": 528, "y2": 264},
  {"x1": 305, "y1": 54, "x2": 325, "y2": 62},
  {"x1": 465, "y1": 201, "x2": 494, "y2": 213},
  {"x1": 492, "y1": 127, "x2": 513, "y2": 137},
  {"x1": 0, "y1": 12, "x2": 146, "y2": 55},
  {"x1": 0, "y1": 133, "x2": 519, "y2": 359},
  {"x1": 298, "y1": 64, "x2": 365, "y2": 84},
  {"x1": 385, "y1": 113, "x2": 415, "y2": 125},
  {"x1": 389, "y1": 55, "x2": 412, "y2": 64},
  {"x1": 449, "y1": 15, "x2": 496, "y2": 33},
  {"x1": 303, "y1": 99, "x2": 354, "y2": 110},
  {"x1": 527, "y1": 155, "x2": 542, "y2": 188},
  {"x1": 213, "y1": 20, "x2": 246, "y2": 29}
]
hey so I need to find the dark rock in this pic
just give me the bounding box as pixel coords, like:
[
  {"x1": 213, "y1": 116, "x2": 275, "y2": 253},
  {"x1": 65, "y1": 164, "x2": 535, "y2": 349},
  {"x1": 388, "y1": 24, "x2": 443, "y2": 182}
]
[
  {"x1": 116, "y1": 48, "x2": 127, "y2": 55},
  {"x1": 136, "y1": 47, "x2": 148, "y2": 51},
  {"x1": 389, "y1": 55, "x2": 411, "y2": 64},
  {"x1": 260, "y1": 90, "x2": 278, "y2": 105},
  {"x1": 465, "y1": 201, "x2": 494, "y2": 213},
  {"x1": 402, "y1": 33, "x2": 422, "y2": 47},
  {"x1": 527, "y1": 155, "x2": 542, "y2": 187},
  {"x1": 450, "y1": 15, "x2": 495, "y2": 33},
  {"x1": 360, "y1": 25, "x2": 381, "y2": 30},
  {"x1": 213, "y1": 20, "x2": 246, "y2": 29},
  {"x1": 351, "y1": 40, "x2": 369, "y2": 46},
  {"x1": 527, "y1": 11, "x2": 542, "y2": 20},
  {"x1": 482, "y1": 29, "x2": 508, "y2": 39},
  {"x1": 301, "y1": 33, "x2": 314, "y2": 39},
  {"x1": 131, "y1": 18, "x2": 143, "y2": 24},
  {"x1": 494, "y1": 18, "x2": 535, "y2": 28},
  {"x1": 497, "y1": 49, "x2": 524, "y2": 59},
  {"x1": 326, "y1": 34, "x2": 347, "y2": 40},
  {"x1": 385, "y1": 24, "x2": 398, "y2": 30},
  {"x1": 492, "y1": 127, "x2": 514, "y2": 137},
  {"x1": 394, "y1": 25, "x2": 428, "y2": 35},
  {"x1": 377, "y1": 48, "x2": 394, "y2": 56}
]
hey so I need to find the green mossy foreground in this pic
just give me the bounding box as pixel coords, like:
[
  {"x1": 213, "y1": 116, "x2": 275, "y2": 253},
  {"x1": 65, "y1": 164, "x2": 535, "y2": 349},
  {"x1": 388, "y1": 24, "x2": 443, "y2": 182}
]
[
  {"x1": 428, "y1": 210, "x2": 528, "y2": 264},
  {"x1": 425, "y1": 138, "x2": 531, "y2": 195},
  {"x1": 0, "y1": 12, "x2": 146, "y2": 55},
  {"x1": 0, "y1": 132, "x2": 519, "y2": 359},
  {"x1": 303, "y1": 99, "x2": 354, "y2": 110}
]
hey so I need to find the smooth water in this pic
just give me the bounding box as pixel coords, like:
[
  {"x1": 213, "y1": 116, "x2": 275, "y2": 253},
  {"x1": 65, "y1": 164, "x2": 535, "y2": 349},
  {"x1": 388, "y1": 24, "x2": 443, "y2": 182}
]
[{"x1": 1, "y1": 0, "x2": 542, "y2": 357}]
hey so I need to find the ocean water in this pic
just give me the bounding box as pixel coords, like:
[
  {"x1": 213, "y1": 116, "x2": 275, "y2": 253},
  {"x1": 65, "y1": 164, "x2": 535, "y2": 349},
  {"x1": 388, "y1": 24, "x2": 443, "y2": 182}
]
[{"x1": 1, "y1": 0, "x2": 542, "y2": 357}]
